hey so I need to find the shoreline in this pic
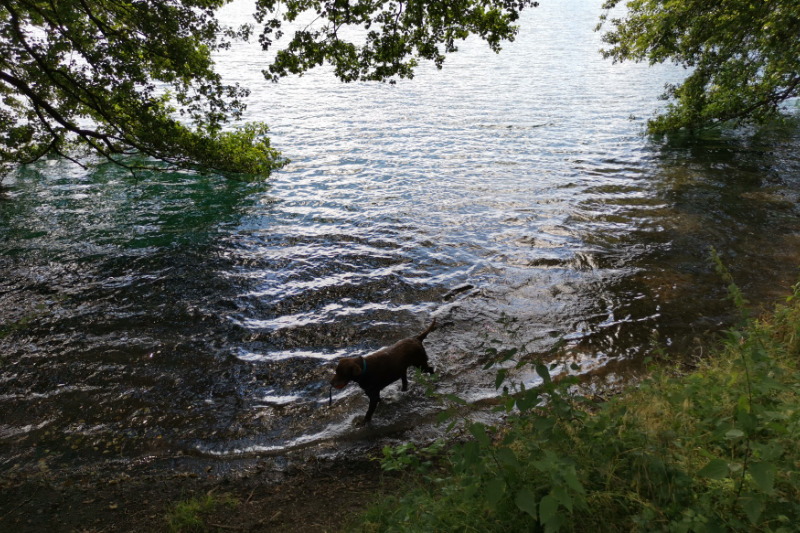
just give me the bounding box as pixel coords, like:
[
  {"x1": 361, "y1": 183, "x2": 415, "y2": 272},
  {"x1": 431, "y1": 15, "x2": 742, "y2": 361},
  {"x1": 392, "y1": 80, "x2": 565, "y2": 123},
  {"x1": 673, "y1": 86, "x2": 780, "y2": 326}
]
[{"x1": 0, "y1": 449, "x2": 400, "y2": 532}]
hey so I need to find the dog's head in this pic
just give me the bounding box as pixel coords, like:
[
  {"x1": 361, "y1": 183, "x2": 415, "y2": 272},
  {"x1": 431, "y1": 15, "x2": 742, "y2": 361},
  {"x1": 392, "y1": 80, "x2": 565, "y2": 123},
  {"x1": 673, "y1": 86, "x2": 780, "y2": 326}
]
[{"x1": 330, "y1": 356, "x2": 364, "y2": 389}]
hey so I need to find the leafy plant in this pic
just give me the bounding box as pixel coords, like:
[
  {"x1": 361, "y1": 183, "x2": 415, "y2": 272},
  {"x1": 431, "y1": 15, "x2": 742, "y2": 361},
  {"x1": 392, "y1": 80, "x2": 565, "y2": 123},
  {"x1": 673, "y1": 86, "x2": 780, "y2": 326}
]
[{"x1": 380, "y1": 439, "x2": 446, "y2": 475}]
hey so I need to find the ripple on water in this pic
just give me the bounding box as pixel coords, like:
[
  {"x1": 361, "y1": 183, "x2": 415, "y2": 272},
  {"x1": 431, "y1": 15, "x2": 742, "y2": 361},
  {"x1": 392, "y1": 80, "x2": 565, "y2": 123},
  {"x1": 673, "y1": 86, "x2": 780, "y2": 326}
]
[{"x1": 2, "y1": 0, "x2": 800, "y2": 473}]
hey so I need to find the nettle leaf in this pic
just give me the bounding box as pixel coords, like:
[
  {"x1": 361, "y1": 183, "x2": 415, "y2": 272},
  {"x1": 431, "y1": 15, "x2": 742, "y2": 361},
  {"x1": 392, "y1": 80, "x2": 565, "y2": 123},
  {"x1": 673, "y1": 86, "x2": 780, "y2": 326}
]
[
  {"x1": 535, "y1": 363, "x2": 552, "y2": 383},
  {"x1": 533, "y1": 416, "x2": 555, "y2": 435},
  {"x1": 698, "y1": 458, "x2": 729, "y2": 480},
  {"x1": 737, "y1": 394, "x2": 751, "y2": 413},
  {"x1": 539, "y1": 493, "x2": 559, "y2": 526},
  {"x1": 749, "y1": 462, "x2": 776, "y2": 494},
  {"x1": 499, "y1": 347, "x2": 518, "y2": 362},
  {"x1": 495, "y1": 368, "x2": 509, "y2": 389},
  {"x1": 469, "y1": 422, "x2": 491, "y2": 447},
  {"x1": 517, "y1": 389, "x2": 539, "y2": 413},
  {"x1": 563, "y1": 467, "x2": 585, "y2": 495},
  {"x1": 752, "y1": 441, "x2": 784, "y2": 462},
  {"x1": 740, "y1": 492, "x2": 765, "y2": 525},
  {"x1": 515, "y1": 487, "x2": 538, "y2": 519},
  {"x1": 553, "y1": 486, "x2": 573, "y2": 513},
  {"x1": 496, "y1": 446, "x2": 519, "y2": 468},
  {"x1": 485, "y1": 477, "x2": 506, "y2": 507},
  {"x1": 736, "y1": 410, "x2": 758, "y2": 432},
  {"x1": 444, "y1": 393, "x2": 468, "y2": 406},
  {"x1": 436, "y1": 409, "x2": 455, "y2": 424}
]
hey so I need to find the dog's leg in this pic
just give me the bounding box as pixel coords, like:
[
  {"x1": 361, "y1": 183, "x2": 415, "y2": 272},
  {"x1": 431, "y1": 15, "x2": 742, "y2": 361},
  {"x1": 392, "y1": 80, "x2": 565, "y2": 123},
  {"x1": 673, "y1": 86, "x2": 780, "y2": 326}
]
[
  {"x1": 401, "y1": 370, "x2": 408, "y2": 391},
  {"x1": 363, "y1": 391, "x2": 380, "y2": 423}
]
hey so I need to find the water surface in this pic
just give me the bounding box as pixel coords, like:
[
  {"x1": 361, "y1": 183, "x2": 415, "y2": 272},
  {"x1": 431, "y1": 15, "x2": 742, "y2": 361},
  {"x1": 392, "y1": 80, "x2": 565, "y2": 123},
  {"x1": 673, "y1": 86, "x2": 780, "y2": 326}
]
[{"x1": 2, "y1": 0, "x2": 800, "y2": 476}]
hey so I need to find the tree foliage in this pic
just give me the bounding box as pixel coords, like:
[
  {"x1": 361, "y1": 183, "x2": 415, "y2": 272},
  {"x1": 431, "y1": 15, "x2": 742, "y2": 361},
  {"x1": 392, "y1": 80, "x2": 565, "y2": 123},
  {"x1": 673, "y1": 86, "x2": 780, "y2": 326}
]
[
  {"x1": 0, "y1": 0, "x2": 286, "y2": 178},
  {"x1": 255, "y1": 0, "x2": 539, "y2": 82},
  {"x1": 599, "y1": 0, "x2": 800, "y2": 133},
  {"x1": 0, "y1": 0, "x2": 538, "y2": 179}
]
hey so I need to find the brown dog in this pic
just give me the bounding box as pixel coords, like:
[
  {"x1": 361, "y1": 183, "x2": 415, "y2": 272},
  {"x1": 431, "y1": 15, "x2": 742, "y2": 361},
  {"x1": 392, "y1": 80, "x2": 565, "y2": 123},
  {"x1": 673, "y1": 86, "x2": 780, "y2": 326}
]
[{"x1": 331, "y1": 319, "x2": 436, "y2": 423}]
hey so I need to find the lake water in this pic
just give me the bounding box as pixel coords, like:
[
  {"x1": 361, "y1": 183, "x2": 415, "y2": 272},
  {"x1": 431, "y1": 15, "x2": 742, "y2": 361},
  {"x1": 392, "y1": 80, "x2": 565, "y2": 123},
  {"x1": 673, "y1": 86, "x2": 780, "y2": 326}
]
[{"x1": 2, "y1": 0, "x2": 800, "y2": 476}]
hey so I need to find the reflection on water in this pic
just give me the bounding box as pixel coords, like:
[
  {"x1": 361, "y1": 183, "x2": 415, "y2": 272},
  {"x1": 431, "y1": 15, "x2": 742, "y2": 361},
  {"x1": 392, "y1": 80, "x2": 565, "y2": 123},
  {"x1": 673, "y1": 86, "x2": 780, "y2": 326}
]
[{"x1": 2, "y1": 0, "x2": 800, "y2": 476}]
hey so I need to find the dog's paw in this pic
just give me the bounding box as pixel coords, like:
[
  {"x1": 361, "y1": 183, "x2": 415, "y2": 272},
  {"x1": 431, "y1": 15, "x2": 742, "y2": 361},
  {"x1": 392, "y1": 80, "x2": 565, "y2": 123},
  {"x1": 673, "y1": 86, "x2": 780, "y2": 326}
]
[{"x1": 354, "y1": 417, "x2": 372, "y2": 427}]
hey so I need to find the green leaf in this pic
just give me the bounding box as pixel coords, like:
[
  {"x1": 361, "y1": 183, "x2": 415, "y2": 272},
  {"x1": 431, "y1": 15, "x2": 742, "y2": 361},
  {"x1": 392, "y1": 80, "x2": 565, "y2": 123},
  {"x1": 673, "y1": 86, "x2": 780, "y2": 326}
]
[
  {"x1": 469, "y1": 423, "x2": 491, "y2": 447},
  {"x1": 563, "y1": 468, "x2": 585, "y2": 494},
  {"x1": 504, "y1": 397, "x2": 516, "y2": 412},
  {"x1": 496, "y1": 447, "x2": 519, "y2": 468},
  {"x1": 486, "y1": 477, "x2": 506, "y2": 508},
  {"x1": 517, "y1": 389, "x2": 539, "y2": 413},
  {"x1": 539, "y1": 494, "x2": 558, "y2": 526},
  {"x1": 495, "y1": 368, "x2": 508, "y2": 389},
  {"x1": 460, "y1": 441, "x2": 481, "y2": 467},
  {"x1": 698, "y1": 459, "x2": 729, "y2": 480},
  {"x1": 752, "y1": 441, "x2": 784, "y2": 461},
  {"x1": 736, "y1": 410, "x2": 758, "y2": 432},
  {"x1": 749, "y1": 462, "x2": 776, "y2": 494},
  {"x1": 533, "y1": 416, "x2": 555, "y2": 435},
  {"x1": 553, "y1": 486, "x2": 573, "y2": 513},
  {"x1": 740, "y1": 493, "x2": 765, "y2": 524},
  {"x1": 515, "y1": 487, "x2": 538, "y2": 519},
  {"x1": 737, "y1": 394, "x2": 750, "y2": 413},
  {"x1": 436, "y1": 409, "x2": 454, "y2": 424},
  {"x1": 535, "y1": 363, "x2": 552, "y2": 383},
  {"x1": 499, "y1": 348, "x2": 518, "y2": 362},
  {"x1": 444, "y1": 393, "x2": 467, "y2": 406}
]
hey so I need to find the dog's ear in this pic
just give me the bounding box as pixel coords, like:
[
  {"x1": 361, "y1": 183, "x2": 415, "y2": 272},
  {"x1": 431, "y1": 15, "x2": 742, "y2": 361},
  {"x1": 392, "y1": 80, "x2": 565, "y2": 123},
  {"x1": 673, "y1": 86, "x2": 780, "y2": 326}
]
[{"x1": 350, "y1": 356, "x2": 364, "y2": 377}]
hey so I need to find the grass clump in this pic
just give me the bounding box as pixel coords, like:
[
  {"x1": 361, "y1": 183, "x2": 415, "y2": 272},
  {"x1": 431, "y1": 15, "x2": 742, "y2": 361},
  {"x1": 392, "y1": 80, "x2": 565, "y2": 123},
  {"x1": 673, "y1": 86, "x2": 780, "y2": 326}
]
[
  {"x1": 165, "y1": 491, "x2": 237, "y2": 533},
  {"x1": 356, "y1": 255, "x2": 800, "y2": 532}
]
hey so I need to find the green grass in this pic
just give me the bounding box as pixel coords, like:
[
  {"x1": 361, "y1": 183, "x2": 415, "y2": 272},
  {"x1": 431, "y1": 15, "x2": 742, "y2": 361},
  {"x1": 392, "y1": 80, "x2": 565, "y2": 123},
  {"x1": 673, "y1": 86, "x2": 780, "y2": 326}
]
[
  {"x1": 165, "y1": 492, "x2": 237, "y2": 532},
  {"x1": 354, "y1": 260, "x2": 800, "y2": 532}
]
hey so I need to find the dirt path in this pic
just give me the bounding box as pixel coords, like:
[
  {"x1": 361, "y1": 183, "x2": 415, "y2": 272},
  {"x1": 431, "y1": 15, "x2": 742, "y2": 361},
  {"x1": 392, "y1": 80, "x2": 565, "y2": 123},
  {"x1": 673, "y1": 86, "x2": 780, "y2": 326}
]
[{"x1": 0, "y1": 453, "x2": 402, "y2": 532}]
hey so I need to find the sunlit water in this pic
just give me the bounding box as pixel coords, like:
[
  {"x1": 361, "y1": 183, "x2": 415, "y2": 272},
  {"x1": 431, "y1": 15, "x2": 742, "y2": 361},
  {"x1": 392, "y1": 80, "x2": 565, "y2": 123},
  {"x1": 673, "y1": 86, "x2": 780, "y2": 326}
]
[{"x1": 2, "y1": 0, "x2": 800, "y2": 476}]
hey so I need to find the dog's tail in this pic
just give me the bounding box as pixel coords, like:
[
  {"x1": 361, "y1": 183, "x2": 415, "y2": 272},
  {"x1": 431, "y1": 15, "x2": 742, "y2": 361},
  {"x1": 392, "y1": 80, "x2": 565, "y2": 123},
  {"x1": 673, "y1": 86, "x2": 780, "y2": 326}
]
[{"x1": 416, "y1": 318, "x2": 437, "y2": 342}]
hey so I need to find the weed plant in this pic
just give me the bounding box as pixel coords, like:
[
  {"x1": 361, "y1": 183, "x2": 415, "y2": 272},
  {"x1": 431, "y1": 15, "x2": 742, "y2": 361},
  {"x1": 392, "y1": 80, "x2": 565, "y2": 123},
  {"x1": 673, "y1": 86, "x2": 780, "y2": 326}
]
[{"x1": 357, "y1": 252, "x2": 800, "y2": 532}]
